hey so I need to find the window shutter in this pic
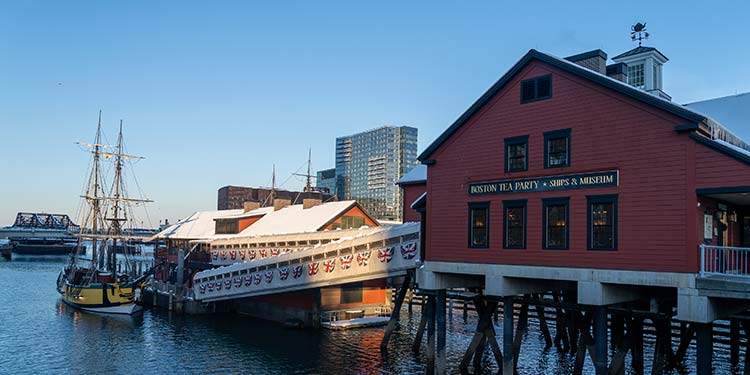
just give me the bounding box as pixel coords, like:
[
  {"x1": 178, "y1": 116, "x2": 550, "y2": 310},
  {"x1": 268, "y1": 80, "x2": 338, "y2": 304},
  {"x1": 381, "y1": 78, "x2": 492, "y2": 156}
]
[
  {"x1": 536, "y1": 76, "x2": 551, "y2": 98},
  {"x1": 521, "y1": 80, "x2": 536, "y2": 102}
]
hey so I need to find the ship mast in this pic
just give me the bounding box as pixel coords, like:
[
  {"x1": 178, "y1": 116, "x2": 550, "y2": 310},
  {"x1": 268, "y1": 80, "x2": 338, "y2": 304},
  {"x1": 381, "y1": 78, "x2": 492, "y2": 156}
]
[
  {"x1": 90, "y1": 111, "x2": 103, "y2": 269},
  {"x1": 107, "y1": 120, "x2": 126, "y2": 272}
]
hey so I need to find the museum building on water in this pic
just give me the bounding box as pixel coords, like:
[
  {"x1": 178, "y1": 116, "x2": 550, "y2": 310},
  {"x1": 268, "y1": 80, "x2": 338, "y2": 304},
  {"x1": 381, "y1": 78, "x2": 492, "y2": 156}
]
[{"x1": 413, "y1": 45, "x2": 750, "y2": 373}]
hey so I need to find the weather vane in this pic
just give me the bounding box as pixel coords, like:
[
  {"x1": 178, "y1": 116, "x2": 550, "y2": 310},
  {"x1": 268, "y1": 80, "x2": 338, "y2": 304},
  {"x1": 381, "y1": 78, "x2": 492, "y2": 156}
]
[{"x1": 631, "y1": 22, "x2": 649, "y2": 46}]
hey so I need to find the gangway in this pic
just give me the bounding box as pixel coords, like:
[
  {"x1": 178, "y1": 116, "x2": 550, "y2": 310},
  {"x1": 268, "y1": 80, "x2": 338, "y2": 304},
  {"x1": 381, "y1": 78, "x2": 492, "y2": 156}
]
[{"x1": 193, "y1": 223, "x2": 420, "y2": 303}]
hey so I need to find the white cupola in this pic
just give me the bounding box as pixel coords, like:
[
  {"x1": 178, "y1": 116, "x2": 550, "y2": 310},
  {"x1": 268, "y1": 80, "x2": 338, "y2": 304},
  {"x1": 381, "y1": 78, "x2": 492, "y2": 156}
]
[{"x1": 612, "y1": 46, "x2": 670, "y2": 100}]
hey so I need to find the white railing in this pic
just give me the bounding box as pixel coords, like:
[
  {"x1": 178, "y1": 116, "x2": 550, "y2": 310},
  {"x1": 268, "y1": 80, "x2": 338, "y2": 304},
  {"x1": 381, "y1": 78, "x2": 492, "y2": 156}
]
[{"x1": 700, "y1": 244, "x2": 750, "y2": 278}]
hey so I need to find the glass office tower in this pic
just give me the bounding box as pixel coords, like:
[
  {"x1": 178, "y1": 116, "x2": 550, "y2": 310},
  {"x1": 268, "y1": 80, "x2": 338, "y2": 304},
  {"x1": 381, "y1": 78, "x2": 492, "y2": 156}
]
[{"x1": 335, "y1": 126, "x2": 418, "y2": 221}]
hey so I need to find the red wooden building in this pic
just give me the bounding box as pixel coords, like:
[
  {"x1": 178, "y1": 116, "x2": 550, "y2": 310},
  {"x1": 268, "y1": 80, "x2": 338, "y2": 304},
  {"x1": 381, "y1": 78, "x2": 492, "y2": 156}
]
[{"x1": 413, "y1": 47, "x2": 750, "y2": 373}]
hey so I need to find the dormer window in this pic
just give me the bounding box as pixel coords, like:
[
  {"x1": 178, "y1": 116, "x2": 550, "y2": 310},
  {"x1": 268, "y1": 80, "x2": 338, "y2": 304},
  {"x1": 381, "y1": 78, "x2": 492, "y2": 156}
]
[
  {"x1": 627, "y1": 63, "x2": 645, "y2": 89},
  {"x1": 520, "y1": 75, "x2": 552, "y2": 103}
]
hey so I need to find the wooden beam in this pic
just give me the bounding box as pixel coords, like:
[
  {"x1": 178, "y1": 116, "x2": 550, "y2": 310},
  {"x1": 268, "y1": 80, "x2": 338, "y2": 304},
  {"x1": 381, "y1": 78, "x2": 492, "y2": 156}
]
[{"x1": 380, "y1": 273, "x2": 412, "y2": 352}]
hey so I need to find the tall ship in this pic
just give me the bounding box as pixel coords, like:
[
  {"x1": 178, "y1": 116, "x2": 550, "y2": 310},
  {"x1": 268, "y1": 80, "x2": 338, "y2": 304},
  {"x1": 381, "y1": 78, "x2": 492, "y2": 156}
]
[{"x1": 57, "y1": 113, "x2": 153, "y2": 314}]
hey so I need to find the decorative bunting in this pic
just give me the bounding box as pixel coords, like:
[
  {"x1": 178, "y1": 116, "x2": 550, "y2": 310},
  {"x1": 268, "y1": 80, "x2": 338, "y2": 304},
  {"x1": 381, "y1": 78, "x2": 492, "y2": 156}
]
[
  {"x1": 234, "y1": 277, "x2": 242, "y2": 288},
  {"x1": 281, "y1": 248, "x2": 291, "y2": 255},
  {"x1": 400, "y1": 242, "x2": 417, "y2": 259},
  {"x1": 230, "y1": 250, "x2": 237, "y2": 260},
  {"x1": 199, "y1": 284, "x2": 206, "y2": 294},
  {"x1": 244, "y1": 275, "x2": 252, "y2": 286},
  {"x1": 207, "y1": 282, "x2": 214, "y2": 292},
  {"x1": 216, "y1": 281, "x2": 223, "y2": 291},
  {"x1": 357, "y1": 251, "x2": 371, "y2": 267},
  {"x1": 340, "y1": 254, "x2": 353, "y2": 270},
  {"x1": 253, "y1": 273, "x2": 261, "y2": 285},
  {"x1": 220, "y1": 250, "x2": 228, "y2": 260},
  {"x1": 279, "y1": 267, "x2": 290, "y2": 280},
  {"x1": 259, "y1": 249, "x2": 268, "y2": 259},
  {"x1": 211, "y1": 251, "x2": 218, "y2": 260},
  {"x1": 239, "y1": 250, "x2": 246, "y2": 260},
  {"x1": 270, "y1": 248, "x2": 280, "y2": 256},
  {"x1": 292, "y1": 265, "x2": 303, "y2": 278},
  {"x1": 224, "y1": 279, "x2": 232, "y2": 290},
  {"x1": 308, "y1": 262, "x2": 319, "y2": 276},
  {"x1": 265, "y1": 271, "x2": 274, "y2": 283},
  {"x1": 378, "y1": 247, "x2": 394, "y2": 263},
  {"x1": 248, "y1": 249, "x2": 256, "y2": 260},
  {"x1": 323, "y1": 259, "x2": 336, "y2": 273}
]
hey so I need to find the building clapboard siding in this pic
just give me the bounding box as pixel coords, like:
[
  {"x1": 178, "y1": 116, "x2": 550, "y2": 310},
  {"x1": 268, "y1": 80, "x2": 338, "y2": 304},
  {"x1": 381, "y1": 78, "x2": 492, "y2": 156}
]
[{"x1": 423, "y1": 60, "x2": 696, "y2": 272}]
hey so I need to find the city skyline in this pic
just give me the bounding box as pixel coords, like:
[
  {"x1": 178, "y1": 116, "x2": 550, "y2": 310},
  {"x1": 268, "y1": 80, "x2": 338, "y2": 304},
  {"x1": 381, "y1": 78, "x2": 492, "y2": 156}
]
[{"x1": 2, "y1": 1, "x2": 750, "y2": 227}]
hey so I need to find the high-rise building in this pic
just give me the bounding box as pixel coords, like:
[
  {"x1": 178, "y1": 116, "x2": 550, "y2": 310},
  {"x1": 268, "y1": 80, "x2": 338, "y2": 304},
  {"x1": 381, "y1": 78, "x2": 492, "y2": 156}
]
[
  {"x1": 335, "y1": 125, "x2": 418, "y2": 221},
  {"x1": 315, "y1": 168, "x2": 336, "y2": 195}
]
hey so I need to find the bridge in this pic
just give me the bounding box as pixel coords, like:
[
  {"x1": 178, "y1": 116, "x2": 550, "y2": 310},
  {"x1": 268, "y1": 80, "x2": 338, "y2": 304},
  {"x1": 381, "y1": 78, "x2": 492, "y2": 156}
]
[{"x1": 193, "y1": 222, "x2": 420, "y2": 303}]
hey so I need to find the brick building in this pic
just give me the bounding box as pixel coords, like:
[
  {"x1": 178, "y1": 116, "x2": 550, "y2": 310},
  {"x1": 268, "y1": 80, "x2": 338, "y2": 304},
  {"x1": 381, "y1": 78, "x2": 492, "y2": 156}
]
[{"x1": 217, "y1": 185, "x2": 334, "y2": 210}]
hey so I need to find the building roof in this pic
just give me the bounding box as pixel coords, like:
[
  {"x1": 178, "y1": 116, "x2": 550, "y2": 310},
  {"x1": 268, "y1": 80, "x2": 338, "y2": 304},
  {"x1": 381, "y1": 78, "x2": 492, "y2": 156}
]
[
  {"x1": 685, "y1": 92, "x2": 750, "y2": 144},
  {"x1": 214, "y1": 207, "x2": 274, "y2": 221},
  {"x1": 611, "y1": 46, "x2": 669, "y2": 61},
  {"x1": 234, "y1": 200, "x2": 374, "y2": 237},
  {"x1": 154, "y1": 209, "x2": 244, "y2": 240},
  {"x1": 418, "y1": 49, "x2": 717, "y2": 162},
  {"x1": 396, "y1": 165, "x2": 427, "y2": 186}
]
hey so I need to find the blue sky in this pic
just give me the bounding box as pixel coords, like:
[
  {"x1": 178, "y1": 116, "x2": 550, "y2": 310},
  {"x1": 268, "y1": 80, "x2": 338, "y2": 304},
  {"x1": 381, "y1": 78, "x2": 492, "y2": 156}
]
[{"x1": 1, "y1": 1, "x2": 748, "y2": 227}]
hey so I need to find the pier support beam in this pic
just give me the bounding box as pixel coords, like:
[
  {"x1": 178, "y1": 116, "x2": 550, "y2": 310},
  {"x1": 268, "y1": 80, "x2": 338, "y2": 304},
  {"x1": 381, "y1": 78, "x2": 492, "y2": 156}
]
[
  {"x1": 502, "y1": 296, "x2": 515, "y2": 375},
  {"x1": 593, "y1": 306, "x2": 607, "y2": 375},
  {"x1": 435, "y1": 290, "x2": 447, "y2": 375},
  {"x1": 696, "y1": 323, "x2": 713, "y2": 375},
  {"x1": 426, "y1": 295, "x2": 436, "y2": 375},
  {"x1": 380, "y1": 273, "x2": 412, "y2": 352}
]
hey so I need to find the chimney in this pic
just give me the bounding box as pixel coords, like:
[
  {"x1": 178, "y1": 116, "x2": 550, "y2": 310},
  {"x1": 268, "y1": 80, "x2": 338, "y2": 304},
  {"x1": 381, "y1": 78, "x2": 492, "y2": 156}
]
[
  {"x1": 565, "y1": 49, "x2": 607, "y2": 75},
  {"x1": 606, "y1": 63, "x2": 627, "y2": 82},
  {"x1": 303, "y1": 198, "x2": 323, "y2": 209},
  {"x1": 243, "y1": 201, "x2": 260, "y2": 213},
  {"x1": 273, "y1": 198, "x2": 292, "y2": 211}
]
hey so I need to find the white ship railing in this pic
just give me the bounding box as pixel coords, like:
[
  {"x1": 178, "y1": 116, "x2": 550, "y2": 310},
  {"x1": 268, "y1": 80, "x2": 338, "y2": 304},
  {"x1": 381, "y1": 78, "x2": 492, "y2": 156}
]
[{"x1": 700, "y1": 244, "x2": 750, "y2": 278}]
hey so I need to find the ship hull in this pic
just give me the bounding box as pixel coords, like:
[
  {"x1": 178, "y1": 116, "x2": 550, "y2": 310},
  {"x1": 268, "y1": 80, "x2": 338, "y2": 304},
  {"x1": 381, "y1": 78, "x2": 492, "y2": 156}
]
[
  {"x1": 61, "y1": 282, "x2": 141, "y2": 315},
  {"x1": 13, "y1": 241, "x2": 77, "y2": 255}
]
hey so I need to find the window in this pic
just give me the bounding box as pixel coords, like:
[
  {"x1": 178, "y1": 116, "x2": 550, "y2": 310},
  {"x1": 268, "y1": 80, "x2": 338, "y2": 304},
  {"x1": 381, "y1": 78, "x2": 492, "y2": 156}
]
[
  {"x1": 215, "y1": 220, "x2": 238, "y2": 235},
  {"x1": 520, "y1": 75, "x2": 552, "y2": 103},
  {"x1": 627, "y1": 63, "x2": 645, "y2": 89},
  {"x1": 469, "y1": 202, "x2": 490, "y2": 248},
  {"x1": 505, "y1": 136, "x2": 528, "y2": 172},
  {"x1": 503, "y1": 200, "x2": 526, "y2": 249},
  {"x1": 544, "y1": 129, "x2": 571, "y2": 168},
  {"x1": 543, "y1": 197, "x2": 569, "y2": 249},
  {"x1": 587, "y1": 195, "x2": 617, "y2": 250},
  {"x1": 340, "y1": 216, "x2": 365, "y2": 229}
]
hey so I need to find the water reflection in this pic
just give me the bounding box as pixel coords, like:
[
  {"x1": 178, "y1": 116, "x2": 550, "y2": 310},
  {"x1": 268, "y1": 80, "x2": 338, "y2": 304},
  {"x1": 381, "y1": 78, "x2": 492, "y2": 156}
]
[{"x1": 0, "y1": 258, "x2": 739, "y2": 374}]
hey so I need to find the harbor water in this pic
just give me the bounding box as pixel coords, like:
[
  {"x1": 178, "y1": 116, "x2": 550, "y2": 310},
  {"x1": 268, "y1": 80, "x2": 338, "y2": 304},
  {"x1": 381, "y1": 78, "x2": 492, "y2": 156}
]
[{"x1": 0, "y1": 257, "x2": 737, "y2": 374}]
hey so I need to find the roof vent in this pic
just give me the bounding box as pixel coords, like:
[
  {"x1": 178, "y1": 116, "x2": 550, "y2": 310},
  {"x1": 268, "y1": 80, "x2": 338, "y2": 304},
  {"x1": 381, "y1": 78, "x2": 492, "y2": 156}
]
[
  {"x1": 273, "y1": 198, "x2": 292, "y2": 211},
  {"x1": 243, "y1": 201, "x2": 260, "y2": 213}
]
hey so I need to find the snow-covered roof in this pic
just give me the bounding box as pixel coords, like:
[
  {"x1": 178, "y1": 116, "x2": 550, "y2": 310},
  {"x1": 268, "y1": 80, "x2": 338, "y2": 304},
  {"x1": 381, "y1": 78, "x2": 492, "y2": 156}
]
[
  {"x1": 714, "y1": 139, "x2": 750, "y2": 159},
  {"x1": 154, "y1": 209, "x2": 243, "y2": 240},
  {"x1": 685, "y1": 92, "x2": 750, "y2": 145},
  {"x1": 233, "y1": 200, "x2": 367, "y2": 238},
  {"x1": 396, "y1": 165, "x2": 427, "y2": 185}
]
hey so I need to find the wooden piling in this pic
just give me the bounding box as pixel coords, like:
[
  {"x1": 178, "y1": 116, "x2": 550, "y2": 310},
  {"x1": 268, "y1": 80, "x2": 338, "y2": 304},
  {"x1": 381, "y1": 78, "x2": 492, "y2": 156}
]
[
  {"x1": 380, "y1": 273, "x2": 412, "y2": 352},
  {"x1": 436, "y1": 290, "x2": 447, "y2": 375},
  {"x1": 695, "y1": 323, "x2": 713, "y2": 375},
  {"x1": 731, "y1": 319, "x2": 740, "y2": 368},
  {"x1": 630, "y1": 317, "x2": 644, "y2": 375},
  {"x1": 593, "y1": 306, "x2": 607, "y2": 375},
  {"x1": 412, "y1": 298, "x2": 429, "y2": 354},
  {"x1": 502, "y1": 296, "x2": 515, "y2": 375},
  {"x1": 426, "y1": 295, "x2": 436, "y2": 375}
]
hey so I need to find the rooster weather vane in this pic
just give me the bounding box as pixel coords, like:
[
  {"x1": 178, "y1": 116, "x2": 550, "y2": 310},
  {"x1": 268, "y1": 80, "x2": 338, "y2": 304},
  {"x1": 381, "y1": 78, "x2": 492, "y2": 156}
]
[{"x1": 631, "y1": 22, "x2": 649, "y2": 46}]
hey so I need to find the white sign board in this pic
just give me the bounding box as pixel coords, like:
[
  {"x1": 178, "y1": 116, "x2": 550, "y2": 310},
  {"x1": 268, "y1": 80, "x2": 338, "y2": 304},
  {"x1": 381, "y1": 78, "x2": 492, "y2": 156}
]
[{"x1": 704, "y1": 214, "x2": 713, "y2": 240}]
